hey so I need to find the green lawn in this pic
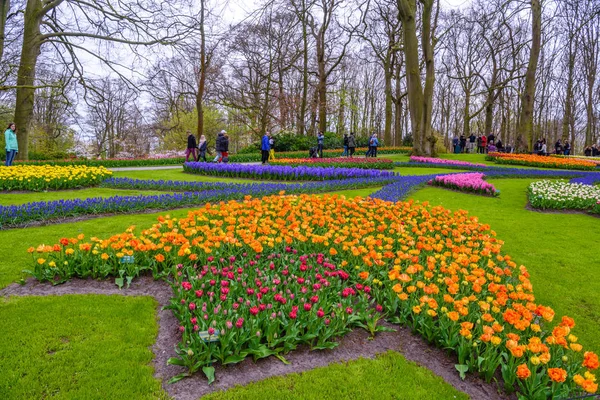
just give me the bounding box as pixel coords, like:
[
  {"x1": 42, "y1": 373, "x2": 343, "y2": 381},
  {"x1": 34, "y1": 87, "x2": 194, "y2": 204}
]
[
  {"x1": 0, "y1": 295, "x2": 166, "y2": 400},
  {"x1": 2, "y1": 163, "x2": 599, "y2": 399},
  {"x1": 204, "y1": 352, "x2": 467, "y2": 400},
  {"x1": 409, "y1": 179, "x2": 600, "y2": 354}
]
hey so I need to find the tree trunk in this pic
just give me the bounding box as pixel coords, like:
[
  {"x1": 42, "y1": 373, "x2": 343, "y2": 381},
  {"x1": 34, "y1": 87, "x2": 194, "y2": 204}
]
[
  {"x1": 421, "y1": 0, "x2": 436, "y2": 155},
  {"x1": 0, "y1": 0, "x2": 10, "y2": 63},
  {"x1": 463, "y1": 90, "x2": 471, "y2": 137},
  {"x1": 562, "y1": 43, "x2": 575, "y2": 142},
  {"x1": 298, "y1": 0, "x2": 309, "y2": 135},
  {"x1": 516, "y1": 0, "x2": 541, "y2": 153},
  {"x1": 316, "y1": 30, "x2": 327, "y2": 133},
  {"x1": 384, "y1": 55, "x2": 393, "y2": 146},
  {"x1": 14, "y1": 0, "x2": 43, "y2": 160},
  {"x1": 196, "y1": 0, "x2": 206, "y2": 141}
]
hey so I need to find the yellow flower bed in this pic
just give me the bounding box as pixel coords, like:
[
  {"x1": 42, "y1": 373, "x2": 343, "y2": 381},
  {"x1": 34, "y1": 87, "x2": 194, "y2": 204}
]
[
  {"x1": 0, "y1": 165, "x2": 112, "y2": 191},
  {"x1": 29, "y1": 195, "x2": 598, "y2": 397}
]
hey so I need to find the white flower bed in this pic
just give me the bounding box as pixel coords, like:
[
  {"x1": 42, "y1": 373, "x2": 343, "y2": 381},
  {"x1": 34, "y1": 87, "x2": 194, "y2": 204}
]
[{"x1": 528, "y1": 180, "x2": 600, "y2": 210}]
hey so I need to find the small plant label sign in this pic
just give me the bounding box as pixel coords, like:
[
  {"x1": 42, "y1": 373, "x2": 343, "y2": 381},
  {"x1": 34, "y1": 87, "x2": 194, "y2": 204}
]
[{"x1": 199, "y1": 330, "x2": 220, "y2": 343}]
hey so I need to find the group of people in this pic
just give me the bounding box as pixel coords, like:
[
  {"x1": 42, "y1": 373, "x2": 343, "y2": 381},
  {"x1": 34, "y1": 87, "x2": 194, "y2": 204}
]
[
  {"x1": 532, "y1": 138, "x2": 571, "y2": 156},
  {"x1": 342, "y1": 132, "x2": 379, "y2": 158},
  {"x1": 260, "y1": 131, "x2": 275, "y2": 164},
  {"x1": 186, "y1": 130, "x2": 230, "y2": 163},
  {"x1": 583, "y1": 144, "x2": 600, "y2": 157},
  {"x1": 452, "y1": 133, "x2": 510, "y2": 154},
  {"x1": 4, "y1": 122, "x2": 17, "y2": 166}
]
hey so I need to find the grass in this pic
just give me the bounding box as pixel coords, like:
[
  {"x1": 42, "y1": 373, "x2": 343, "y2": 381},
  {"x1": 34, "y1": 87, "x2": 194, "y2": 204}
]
[
  {"x1": 409, "y1": 178, "x2": 600, "y2": 354},
  {"x1": 203, "y1": 351, "x2": 468, "y2": 400},
  {"x1": 0, "y1": 295, "x2": 167, "y2": 400}
]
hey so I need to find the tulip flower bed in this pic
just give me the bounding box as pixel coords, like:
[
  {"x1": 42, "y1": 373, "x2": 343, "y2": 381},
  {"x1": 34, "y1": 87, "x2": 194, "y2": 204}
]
[
  {"x1": 428, "y1": 173, "x2": 499, "y2": 196},
  {"x1": 409, "y1": 156, "x2": 488, "y2": 168},
  {"x1": 0, "y1": 165, "x2": 112, "y2": 191},
  {"x1": 270, "y1": 158, "x2": 395, "y2": 169},
  {"x1": 167, "y1": 250, "x2": 390, "y2": 383},
  {"x1": 27, "y1": 194, "x2": 599, "y2": 397},
  {"x1": 0, "y1": 176, "x2": 397, "y2": 229},
  {"x1": 183, "y1": 162, "x2": 396, "y2": 181},
  {"x1": 229, "y1": 147, "x2": 412, "y2": 163},
  {"x1": 549, "y1": 155, "x2": 600, "y2": 166},
  {"x1": 528, "y1": 180, "x2": 600, "y2": 213},
  {"x1": 487, "y1": 152, "x2": 596, "y2": 171}
]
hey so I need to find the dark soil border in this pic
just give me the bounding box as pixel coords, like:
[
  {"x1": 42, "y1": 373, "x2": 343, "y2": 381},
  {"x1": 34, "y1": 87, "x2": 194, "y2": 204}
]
[
  {"x1": 525, "y1": 203, "x2": 600, "y2": 218},
  {"x1": 1, "y1": 277, "x2": 513, "y2": 400}
]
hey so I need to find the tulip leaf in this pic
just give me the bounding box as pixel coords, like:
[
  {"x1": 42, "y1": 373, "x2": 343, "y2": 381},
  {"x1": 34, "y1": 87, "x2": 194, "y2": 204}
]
[
  {"x1": 203, "y1": 366, "x2": 215, "y2": 385},
  {"x1": 455, "y1": 364, "x2": 469, "y2": 380}
]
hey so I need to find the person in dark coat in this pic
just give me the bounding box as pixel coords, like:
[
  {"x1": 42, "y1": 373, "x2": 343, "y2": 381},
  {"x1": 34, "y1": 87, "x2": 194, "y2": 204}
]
[
  {"x1": 347, "y1": 132, "x2": 356, "y2": 158},
  {"x1": 214, "y1": 130, "x2": 226, "y2": 162},
  {"x1": 563, "y1": 141, "x2": 571, "y2": 156},
  {"x1": 317, "y1": 131, "x2": 324, "y2": 158},
  {"x1": 342, "y1": 134, "x2": 349, "y2": 157},
  {"x1": 468, "y1": 133, "x2": 476, "y2": 153},
  {"x1": 459, "y1": 135, "x2": 467, "y2": 153},
  {"x1": 452, "y1": 136, "x2": 460, "y2": 154},
  {"x1": 221, "y1": 134, "x2": 230, "y2": 162},
  {"x1": 186, "y1": 131, "x2": 197, "y2": 162},
  {"x1": 476, "y1": 135, "x2": 482, "y2": 154},
  {"x1": 554, "y1": 139, "x2": 563, "y2": 155}
]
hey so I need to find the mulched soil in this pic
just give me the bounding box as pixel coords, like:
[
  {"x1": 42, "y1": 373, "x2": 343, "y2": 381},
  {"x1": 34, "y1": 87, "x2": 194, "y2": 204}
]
[{"x1": 1, "y1": 277, "x2": 513, "y2": 400}]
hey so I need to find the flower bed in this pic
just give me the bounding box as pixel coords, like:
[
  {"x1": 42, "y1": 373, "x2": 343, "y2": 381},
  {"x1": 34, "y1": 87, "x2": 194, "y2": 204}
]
[
  {"x1": 28, "y1": 195, "x2": 598, "y2": 397},
  {"x1": 487, "y1": 152, "x2": 596, "y2": 171},
  {"x1": 549, "y1": 155, "x2": 600, "y2": 166},
  {"x1": 0, "y1": 165, "x2": 112, "y2": 191},
  {"x1": 0, "y1": 177, "x2": 397, "y2": 229},
  {"x1": 183, "y1": 162, "x2": 396, "y2": 181},
  {"x1": 429, "y1": 173, "x2": 498, "y2": 196},
  {"x1": 230, "y1": 147, "x2": 412, "y2": 163},
  {"x1": 409, "y1": 156, "x2": 488, "y2": 168},
  {"x1": 270, "y1": 158, "x2": 395, "y2": 169},
  {"x1": 14, "y1": 157, "x2": 187, "y2": 167},
  {"x1": 528, "y1": 180, "x2": 600, "y2": 213}
]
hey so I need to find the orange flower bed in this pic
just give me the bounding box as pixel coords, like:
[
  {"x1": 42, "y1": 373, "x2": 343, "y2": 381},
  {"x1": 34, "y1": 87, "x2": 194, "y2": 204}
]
[
  {"x1": 29, "y1": 195, "x2": 597, "y2": 396},
  {"x1": 488, "y1": 152, "x2": 597, "y2": 170}
]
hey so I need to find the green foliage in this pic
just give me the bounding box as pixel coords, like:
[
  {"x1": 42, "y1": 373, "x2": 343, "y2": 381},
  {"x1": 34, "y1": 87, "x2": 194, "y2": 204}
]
[
  {"x1": 203, "y1": 352, "x2": 468, "y2": 400},
  {"x1": 0, "y1": 295, "x2": 167, "y2": 399},
  {"x1": 239, "y1": 131, "x2": 378, "y2": 153},
  {"x1": 159, "y1": 106, "x2": 225, "y2": 151}
]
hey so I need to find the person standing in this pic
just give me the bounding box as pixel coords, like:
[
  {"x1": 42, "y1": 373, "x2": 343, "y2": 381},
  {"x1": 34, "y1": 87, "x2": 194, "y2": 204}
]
[
  {"x1": 4, "y1": 123, "x2": 17, "y2": 166},
  {"x1": 197, "y1": 135, "x2": 208, "y2": 161},
  {"x1": 476, "y1": 135, "x2": 482, "y2": 154},
  {"x1": 214, "y1": 130, "x2": 226, "y2": 162},
  {"x1": 554, "y1": 139, "x2": 563, "y2": 155},
  {"x1": 452, "y1": 136, "x2": 460, "y2": 154},
  {"x1": 459, "y1": 134, "x2": 467, "y2": 153},
  {"x1": 185, "y1": 131, "x2": 197, "y2": 162},
  {"x1": 481, "y1": 135, "x2": 488, "y2": 153},
  {"x1": 268, "y1": 133, "x2": 275, "y2": 161},
  {"x1": 261, "y1": 131, "x2": 270, "y2": 164},
  {"x1": 347, "y1": 132, "x2": 356, "y2": 158},
  {"x1": 342, "y1": 134, "x2": 349, "y2": 157},
  {"x1": 317, "y1": 131, "x2": 324, "y2": 158},
  {"x1": 563, "y1": 141, "x2": 571, "y2": 156},
  {"x1": 370, "y1": 134, "x2": 379, "y2": 157},
  {"x1": 221, "y1": 134, "x2": 230, "y2": 162},
  {"x1": 468, "y1": 133, "x2": 476, "y2": 153}
]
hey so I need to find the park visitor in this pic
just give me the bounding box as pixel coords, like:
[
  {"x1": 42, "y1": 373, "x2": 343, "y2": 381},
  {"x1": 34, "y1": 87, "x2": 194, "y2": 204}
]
[
  {"x1": 459, "y1": 134, "x2": 466, "y2": 153},
  {"x1": 261, "y1": 131, "x2": 270, "y2": 164},
  {"x1": 342, "y1": 134, "x2": 348, "y2": 157},
  {"x1": 369, "y1": 133, "x2": 379, "y2": 157},
  {"x1": 268, "y1": 133, "x2": 275, "y2": 161},
  {"x1": 214, "y1": 130, "x2": 226, "y2": 162},
  {"x1": 347, "y1": 132, "x2": 356, "y2": 157},
  {"x1": 221, "y1": 134, "x2": 230, "y2": 162},
  {"x1": 317, "y1": 131, "x2": 324, "y2": 158},
  {"x1": 554, "y1": 139, "x2": 563, "y2": 155},
  {"x1": 563, "y1": 141, "x2": 571, "y2": 156},
  {"x1": 4, "y1": 122, "x2": 17, "y2": 166},
  {"x1": 468, "y1": 133, "x2": 476, "y2": 153},
  {"x1": 476, "y1": 135, "x2": 482, "y2": 153},
  {"x1": 197, "y1": 135, "x2": 207, "y2": 161},
  {"x1": 185, "y1": 131, "x2": 197, "y2": 162},
  {"x1": 480, "y1": 135, "x2": 487, "y2": 153}
]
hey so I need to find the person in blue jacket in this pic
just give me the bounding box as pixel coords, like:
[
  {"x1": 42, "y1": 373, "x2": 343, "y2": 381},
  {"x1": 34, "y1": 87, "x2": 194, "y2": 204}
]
[
  {"x1": 4, "y1": 122, "x2": 17, "y2": 166},
  {"x1": 261, "y1": 131, "x2": 271, "y2": 164},
  {"x1": 368, "y1": 133, "x2": 379, "y2": 157},
  {"x1": 317, "y1": 131, "x2": 324, "y2": 158}
]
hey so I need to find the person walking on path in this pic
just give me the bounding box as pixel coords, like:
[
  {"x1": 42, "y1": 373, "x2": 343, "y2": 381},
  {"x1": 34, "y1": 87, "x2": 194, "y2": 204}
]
[
  {"x1": 342, "y1": 134, "x2": 349, "y2": 157},
  {"x1": 185, "y1": 131, "x2": 197, "y2": 162},
  {"x1": 197, "y1": 135, "x2": 207, "y2": 161},
  {"x1": 261, "y1": 131, "x2": 271, "y2": 164},
  {"x1": 347, "y1": 132, "x2": 356, "y2": 158},
  {"x1": 221, "y1": 134, "x2": 230, "y2": 162},
  {"x1": 4, "y1": 123, "x2": 17, "y2": 166},
  {"x1": 268, "y1": 133, "x2": 275, "y2": 161},
  {"x1": 317, "y1": 131, "x2": 324, "y2": 158},
  {"x1": 214, "y1": 130, "x2": 226, "y2": 162}
]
